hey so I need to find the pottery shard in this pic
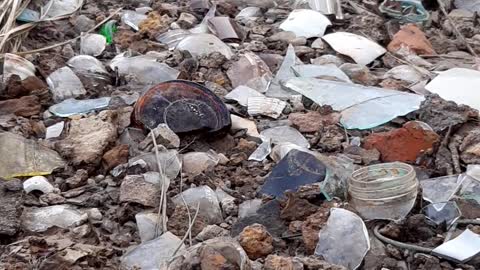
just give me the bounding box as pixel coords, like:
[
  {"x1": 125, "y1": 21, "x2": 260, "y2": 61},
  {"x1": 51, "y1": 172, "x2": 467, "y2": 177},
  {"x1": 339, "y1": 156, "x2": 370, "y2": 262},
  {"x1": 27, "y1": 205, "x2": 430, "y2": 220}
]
[
  {"x1": 387, "y1": 24, "x2": 436, "y2": 55},
  {"x1": 0, "y1": 96, "x2": 41, "y2": 117},
  {"x1": 57, "y1": 112, "x2": 117, "y2": 165},
  {"x1": 364, "y1": 121, "x2": 440, "y2": 162},
  {"x1": 238, "y1": 223, "x2": 274, "y2": 260},
  {"x1": 119, "y1": 175, "x2": 160, "y2": 207},
  {"x1": 102, "y1": 144, "x2": 129, "y2": 171},
  {"x1": 288, "y1": 112, "x2": 340, "y2": 133}
]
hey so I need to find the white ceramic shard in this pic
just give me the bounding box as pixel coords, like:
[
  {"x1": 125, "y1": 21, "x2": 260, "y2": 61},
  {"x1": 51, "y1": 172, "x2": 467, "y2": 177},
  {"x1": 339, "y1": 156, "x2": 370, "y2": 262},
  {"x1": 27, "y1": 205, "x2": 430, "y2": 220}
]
[
  {"x1": 23, "y1": 176, "x2": 55, "y2": 194},
  {"x1": 322, "y1": 32, "x2": 387, "y2": 65},
  {"x1": 432, "y1": 229, "x2": 480, "y2": 263},
  {"x1": 47, "y1": 67, "x2": 87, "y2": 102},
  {"x1": 225, "y1": 85, "x2": 265, "y2": 106},
  {"x1": 280, "y1": 9, "x2": 331, "y2": 38},
  {"x1": 314, "y1": 208, "x2": 370, "y2": 269},
  {"x1": 176, "y1": 34, "x2": 233, "y2": 59},
  {"x1": 284, "y1": 78, "x2": 424, "y2": 130},
  {"x1": 425, "y1": 68, "x2": 480, "y2": 111}
]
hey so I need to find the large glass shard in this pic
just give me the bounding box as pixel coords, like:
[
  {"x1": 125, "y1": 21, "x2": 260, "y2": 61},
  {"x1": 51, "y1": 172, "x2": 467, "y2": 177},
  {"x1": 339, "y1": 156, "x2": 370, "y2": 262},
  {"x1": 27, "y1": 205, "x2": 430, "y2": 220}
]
[
  {"x1": 420, "y1": 175, "x2": 464, "y2": 206},
  {"x1": 260, "y1": 126, "x2": 310, "y2": 148},
  {"x1": 265, "y1": 44, "x2": 302, "y2": 99},
  {"x1": 315, "y1": 208, "x2": 370, "y2": 270},
  {"x1": 432, "y1": 229, "x2": 480, "y2": 263},
  {"x1": 284, "y1": 78, "x2": 424, "y2": 130},
  {"x1": 49, "y1": 98, "x2": 111, "y2": 117},
  {"x1": 322, "y1": 32, "x2": 386, "y2": 65}
]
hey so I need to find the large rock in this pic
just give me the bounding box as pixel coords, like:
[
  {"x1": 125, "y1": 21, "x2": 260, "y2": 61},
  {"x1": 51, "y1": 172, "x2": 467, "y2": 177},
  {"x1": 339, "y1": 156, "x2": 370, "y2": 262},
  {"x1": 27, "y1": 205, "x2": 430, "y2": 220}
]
[
  {"x1": 57, "y1": 112, "x2": 117, "y2": 165},
  {"x1": 364, "y1": 121, "x2": 440, "y2": 162},
  {"x1": 120, "y1": 175, "x2": 160, "y2": 207},
  {"x1": 387, "y1": 24, "x2": 436, "y2": 55},
  {"x1": 239, "y1": 223, "x2": 274, "y2": 260},
  {"x1": 0, "y1": 96, "x2": 41, "y2": 117},
  {"x1": 0, "y1": 180, "x2": 22, "y2": 235},
  {"x1": 264, "y1": 255, "x2": 303, "y2": 270},
  {"x1": 102, "y1": 144, "x2": 129, "y2": 171}
]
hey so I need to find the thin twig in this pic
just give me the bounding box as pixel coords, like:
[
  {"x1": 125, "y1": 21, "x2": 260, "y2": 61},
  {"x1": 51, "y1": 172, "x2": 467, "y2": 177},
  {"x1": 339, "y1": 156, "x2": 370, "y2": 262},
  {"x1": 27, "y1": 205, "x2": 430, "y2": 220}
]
[
  {"x1": 150, "y1": 129, "x2": 168, "y2": 236},
  {"x1": 179, "y1": 167, "x2": 193, "y2": 246},
  {"x1": 436, "y1": 0, "x2": 478, "y2": 58},
  {"x1": 172, "y1": 202, "x2": 200, "y2": 257}
]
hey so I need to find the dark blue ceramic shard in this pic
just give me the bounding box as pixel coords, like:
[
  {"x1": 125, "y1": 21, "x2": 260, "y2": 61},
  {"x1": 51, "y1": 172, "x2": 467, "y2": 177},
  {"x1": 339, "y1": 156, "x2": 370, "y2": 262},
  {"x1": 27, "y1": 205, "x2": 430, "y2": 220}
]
[{"x1": 260, "y1": 149, "x2": 327, "y2": 198}]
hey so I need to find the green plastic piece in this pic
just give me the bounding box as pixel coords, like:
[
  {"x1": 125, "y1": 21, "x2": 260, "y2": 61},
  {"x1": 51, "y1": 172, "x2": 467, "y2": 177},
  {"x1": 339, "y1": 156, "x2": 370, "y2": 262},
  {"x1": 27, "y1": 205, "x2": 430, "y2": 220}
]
[{"x1": 99, "y1": 20, "x2": 117, "y2": 45}]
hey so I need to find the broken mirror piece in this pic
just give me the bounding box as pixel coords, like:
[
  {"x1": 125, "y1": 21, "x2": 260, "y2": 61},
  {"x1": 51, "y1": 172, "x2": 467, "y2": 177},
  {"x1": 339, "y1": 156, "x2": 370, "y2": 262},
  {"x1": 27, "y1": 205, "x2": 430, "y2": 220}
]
[
  {"x1": 46, "y1": 121, "x2": 65, "y2": 139},
  {"x1": 0, "y1": 132, "x2": 65, "y2": 179},
  {"x1": 121, "y1": 232, "x2": 185, "y2": 269},
  {"x1": 172, "y1": 185, "x2": 223, "y2": 224},
  {"x1": 110, "y1": 53, "x2": 180, "y2": 85},
  {"x1": 422, "y1": 202, "x2": 461, "y2": 228},
  {"x1": 3, "y1": 53, "x2": 36, "y2": 80},
  {"x1": 225, "y1": 85, "x2": 265, "y2": 107},
  {"x1": 315, "y1": 208, "x2": 370, "y2": 270},
  {"x1": 21, "y1": 205, "x2": 87, "y2": 232},
  {"x1": 80, "y1": 34, "x2": 106, "y2": 56},
  {"x1": 349, "y1": 162, "x2": 418, "y2": 221},
  {"x1": 208, "y1": 17, "x2": 245, "y2": 41},
  {"x1": 284, "y1": 78, "x2": 424, "y2": 130},
  {"x1": 279, "y1": 9, "x2": 331, "y2": 38},
  {"x1": 156, "y1": 29, "x2": 191, "y2": 49},
  {"x1": 420, "y1": 175, "x2": 464, "y2": 205},
  {"x1": 432, "y1": 229, "x2": 480, "y2": 263},
  {"x1": 322, "y1": 32, "x2": 387, "y2": 65},
  {"x1": 176, "y1": 33, "x2": 234, "y2": 59},
  {"x1": 425, "y1": 68, "x2": 480, "y2": 111},
  {"x1": 121, "y1": 10, "x2": 148, "y2": 31},
  {"x1": 379, "y1": 0, "x2": 429, "y2": 23},
  {"x1": 47, "y1": 66, "x2": 87, "y2": 102},
  {"x1": 23, "y1": 176, "x2": 55, "y2": 194},
  {"x1": 260, "y1": 150, "x2": 326, "y2": 198},
  {"x1": 247, "y1": 97, "x2": 286, "y2": 119},
  {"x1": 260, "y1": 126, "x2": 310, "y2": 148},
  {"x1": 49, "y1": 97, "x2": 111, "y2": 117},
  {"x1": 133, "y1": 80, "x2": 231, "y2": 133},
  {"x1": 292, "y1": 64, "x2": 352, "y2": 83}
]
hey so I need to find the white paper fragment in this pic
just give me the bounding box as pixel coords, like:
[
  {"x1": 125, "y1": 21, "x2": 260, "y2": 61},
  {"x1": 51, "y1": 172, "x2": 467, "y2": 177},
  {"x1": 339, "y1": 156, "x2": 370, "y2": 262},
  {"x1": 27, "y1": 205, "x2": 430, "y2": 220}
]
[
  {"x1": 280, "y1": 9, "x2": 331, "y2": 38},
  {"x1": 425, "y1": 68, "x2": 480, "y2": 111},
  {"x1": 432, "y1": 229, "x2": 480, "y2": 263},
  {"x1": 315, "y1": 208, "x2": 370, "y2": 270},
  {"x1": 247, "y1": 97, "x2": 286, "y2": 119},
  {"x1": 284, "y1": 78, "x2": 424, "y2": 130},
  {"x1": 322, "y1": 32, "x2": 387, "y2": 65}
]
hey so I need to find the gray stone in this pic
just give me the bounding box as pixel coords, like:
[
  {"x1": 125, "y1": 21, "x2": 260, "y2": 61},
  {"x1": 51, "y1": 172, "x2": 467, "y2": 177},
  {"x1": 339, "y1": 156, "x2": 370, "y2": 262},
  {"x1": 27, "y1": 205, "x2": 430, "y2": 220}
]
[{"x1": 120, "y1": 175, "x2": 160, "y2": 207}]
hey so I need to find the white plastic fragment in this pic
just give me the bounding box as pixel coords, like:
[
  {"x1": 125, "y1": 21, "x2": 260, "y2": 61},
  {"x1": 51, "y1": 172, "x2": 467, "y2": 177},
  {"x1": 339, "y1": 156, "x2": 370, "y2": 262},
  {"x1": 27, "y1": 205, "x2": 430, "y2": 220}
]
[
  {"x1": 236, "y1": 7, "x2": 262, "y2": 22},
  {"x1": 314, "y1": 208, "x2": 370, "y2": 270},
  {"x1": 46, "y1": 121, "x2": 65, "y2": 139},
  {"x1": 80, "y1": 34, "x2": 107, "y2": 56},
  {"x1": 266, "y1": 44, "x2": 302, "y2": 99},
  {"x1": 23, "y1": 176, "x2": 55, "y2": 194},
  {"x1": 279, "y1": 9, "x2": 331, "y2": 38},
  {"x1": 322, "y1": 32, "x2": 387, "y2": 65},
  {"x1": 432, "y1": 229, "x2": 480, "y2": 263},
  {"x1": 47, "y1": 67, "x2": 87, "y2": 102},
  {"x1": 176, "y1": 33, "x2": 234, "y2": 59},
  {"x1": 425, "y1": 68, "x2": 480, "y2": 111}
]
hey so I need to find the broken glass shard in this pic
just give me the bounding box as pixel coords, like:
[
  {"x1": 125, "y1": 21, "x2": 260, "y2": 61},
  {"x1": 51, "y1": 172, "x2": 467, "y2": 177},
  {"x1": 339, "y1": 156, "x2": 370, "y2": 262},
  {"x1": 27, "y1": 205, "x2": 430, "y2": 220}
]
[
  {"x1": 284, "y1": 78, "x2": 424, "y2": 130},
  {"x1": 420, "y1": 175, "x2": 464, "y2": 206},
  {"x1": 260, "y1": 150, "x2": 326, "y2": 198},
  {"x1": 315, "y1": 208, "x2": 370, "y2": 270},
  {"x1": 49, "y1": 97, "x2": 111, "y2": 117},
  {"x1": 47, "y1": 67, "x2": 87, "y2": 102},
  {"x1": 422, "y1": 201, "x2": 461, "y2": 228},
  {"x1": 292, "y1": 64, "x2": 352, "y2": 83},
  {"x1": 432, "y1": 229, "x2": 480, "y2": 263},
  {"x1": 176, "y1": 33, "x2": 233, "y2": 59},
  {"x1": 279, "y1": 9, "x2": 331, "y2": 38},
  {"x1": 260, "y1": 126, "x2": 310, "y2": 148}
]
